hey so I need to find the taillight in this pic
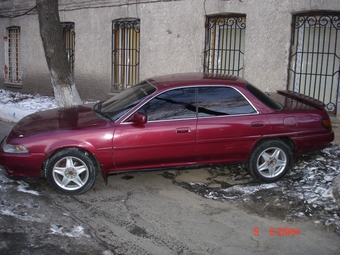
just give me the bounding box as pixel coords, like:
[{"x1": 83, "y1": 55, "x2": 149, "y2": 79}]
[{"x1": 321, "y1": 118, "x2": 332, "y2": 129}]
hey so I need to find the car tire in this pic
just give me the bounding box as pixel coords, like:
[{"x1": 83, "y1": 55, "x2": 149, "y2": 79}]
[
  {"x1": 45, "y1": 148, "x2": 96, "y2": 195},
  {"x1": 247, "y1": 140, "x2": 293, "y2": 183}
]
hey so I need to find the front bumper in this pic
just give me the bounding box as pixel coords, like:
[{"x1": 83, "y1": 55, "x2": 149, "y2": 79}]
[{"x1": 0, "y1": 137, "x2": 45, "y2": 179}]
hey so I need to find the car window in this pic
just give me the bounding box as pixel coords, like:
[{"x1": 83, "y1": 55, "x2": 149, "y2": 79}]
[
  {"x1": 246, "y1": 83, "x2": 282, "y2": 110},
  {"x1": 139, "y1": 88, "x2": 196, "y2": 121},
  {"x1": 197, "y1": 87, "x2": 256, "y2": 117}
]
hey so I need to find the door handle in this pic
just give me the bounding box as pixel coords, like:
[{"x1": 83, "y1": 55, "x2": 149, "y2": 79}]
[
  {"x1": 176, "y1": 128, "x2": 191, "y2": 133},
  {"x1": 251, "y1": 121, "x2": 264, "y2": 128}
]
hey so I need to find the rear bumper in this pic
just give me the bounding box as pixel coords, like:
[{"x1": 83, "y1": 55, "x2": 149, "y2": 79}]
[{"x1": 294, "y1": 130, "x2": 334, "y2": 154}]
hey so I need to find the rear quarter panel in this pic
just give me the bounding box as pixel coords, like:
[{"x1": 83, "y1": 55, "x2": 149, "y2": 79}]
[{"x1": 265, "y1": 111, "x2": 333, "y2": 153}]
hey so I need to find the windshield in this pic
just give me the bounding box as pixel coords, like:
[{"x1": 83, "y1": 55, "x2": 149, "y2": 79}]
[{"x1": 95, "y1": 81, "x2": 156, "y2": 121}]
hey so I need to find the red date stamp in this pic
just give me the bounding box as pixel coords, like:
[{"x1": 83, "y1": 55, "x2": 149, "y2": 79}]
[{"x1": 254, "y1": 227, "x2": 300, "y2": 237}]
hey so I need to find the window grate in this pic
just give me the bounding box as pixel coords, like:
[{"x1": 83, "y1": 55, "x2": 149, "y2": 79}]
[
  {"x1": 61, "y1": 22, "x2": 75, "y2": 73},
  {"x1": 112, "y1": 19, "x2": 140, "y2": 91},
  {"x1": 6, "y1": 26, "x2": 21, "y2": 83},
  {"x1": 204, "y1": 15, "x2": 246, "y2": 76},
  {"x1": 288, "y1": 12, "x2": 340, "y2": 114}
]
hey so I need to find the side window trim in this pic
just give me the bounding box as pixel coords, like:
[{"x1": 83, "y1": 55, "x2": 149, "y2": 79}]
[{"x1": 121, "y1": 85, "x2": 258, "y2": 124}]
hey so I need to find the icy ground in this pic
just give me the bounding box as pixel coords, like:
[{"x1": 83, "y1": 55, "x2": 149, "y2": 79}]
[
  {"x1": 0, "y1": 89, "x2": 339, "y2": 235},
  {"x1": 171, "y1": 146, "x2": 340, "y2": 234}
]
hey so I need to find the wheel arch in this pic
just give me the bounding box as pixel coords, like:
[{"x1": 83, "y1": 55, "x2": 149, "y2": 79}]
[
  {"x1": 251, "y1": 136, "x2": 295, "y2": 155},
  {"x1": 41, "y1": 147, "x2": 102, "y2": 178}
]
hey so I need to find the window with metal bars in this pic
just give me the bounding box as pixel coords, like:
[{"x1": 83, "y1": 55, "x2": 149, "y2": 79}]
[
  {"x1": 61, "y1": 22, "x2": 75, "y2": 73},
  {"x1": 288, "y1": 12, "x2": 340, "y2": 114},
  {"x1": 5, "y1": 26, "x2": 21, "y2": 84},
  {"x1": 203, "y1": 15, "x2": 246, "y2": 76},
  {"x1": 112, "y1": 18, "x2": 140, "y2": 91}
]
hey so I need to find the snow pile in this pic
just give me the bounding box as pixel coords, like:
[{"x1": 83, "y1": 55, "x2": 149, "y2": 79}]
[{"x1": 0, "y1": 89, "x2": 58, "y2": 122}]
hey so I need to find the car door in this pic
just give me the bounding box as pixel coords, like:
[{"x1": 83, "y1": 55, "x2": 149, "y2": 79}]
[
  {"x1": 196, "y1": 86, "x2": 271, "y2": 164},
  {"x1": 113, "y1": 87, "x2": 197, "y2": 171}
]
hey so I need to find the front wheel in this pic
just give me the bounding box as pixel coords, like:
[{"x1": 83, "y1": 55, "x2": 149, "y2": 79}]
[
  {"x1": 247, "y1": 140, "x2": 293, "y2": 183},
  {"x1": 45, "y1": 149, "x2": 96, "y2": 195}
]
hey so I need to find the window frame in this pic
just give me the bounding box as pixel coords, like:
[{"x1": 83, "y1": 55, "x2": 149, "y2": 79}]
[
  {"x1": 61, "y1": 22, "x2": 75, "y2": 74},
  {"x1": 203, "y1": 14, "x2": 246, "y2": 76},
  {"x1": 288, "y1": 12, "x2": 340, "y2": 115},
  {"x1": 112, "y1": 18, "x2": 140, "y2": 92},
  {"x1": 4, "y1": 26, "x2": 22, "y2": 86},
  {"x1": 129, "y1": 85, "x2": 257, "y2": 123}
]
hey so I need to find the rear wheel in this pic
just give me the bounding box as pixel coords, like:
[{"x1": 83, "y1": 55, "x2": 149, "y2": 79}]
[
  {"x1": 45, "y1": 149, "x2": 96, "y2": 195},
  {"x1": 247, "y1": 140, "x2": 293, "y2": 182}
]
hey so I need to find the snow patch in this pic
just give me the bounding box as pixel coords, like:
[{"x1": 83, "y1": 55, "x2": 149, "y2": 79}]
[
  {"x1": 17, "y1": 181, "x2": 40, "y2": 196},
  {"x1": 50, "y1": 224, "x2": 89, "y2": 238},
  {"x1": 1, "y1": 208, "x2": 43, "y2": 223}
]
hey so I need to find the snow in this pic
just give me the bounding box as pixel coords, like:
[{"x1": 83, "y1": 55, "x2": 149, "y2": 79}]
[
  {"x1": 17, "y1": 180, "x2": 40, "y2": 196},
  {"x1": 0, "y1": 89, "x2": 58, "y2": 122},
  {"x1": 50, "y1": 224, "x2": 89, "y2": 238}
]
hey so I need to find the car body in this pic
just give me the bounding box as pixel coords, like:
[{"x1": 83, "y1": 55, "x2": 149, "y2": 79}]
[{"x1": 0, "y1": 73, "x2": 334, "y2": 194}]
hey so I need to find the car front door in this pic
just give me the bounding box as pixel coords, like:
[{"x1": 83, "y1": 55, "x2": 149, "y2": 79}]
[
  {"x1": 195, "y1": 86, "x2": 271, "y2": 164},
  {"x1": 113, "y1": 87, "x2": 197, "y2": 171}
]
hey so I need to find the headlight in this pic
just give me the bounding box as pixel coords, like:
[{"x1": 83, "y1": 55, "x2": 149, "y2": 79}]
[{"x1": 2, "y1": 140, "x2": 29, "y2": 154}]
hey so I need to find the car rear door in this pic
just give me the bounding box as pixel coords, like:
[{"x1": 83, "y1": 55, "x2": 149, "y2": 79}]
[
  {"x1": 113, "y1": 87, "x2": 197, "y2": 171},
  {"x1": 195, "y1": 86, "x2": 271, "y2": 164}
]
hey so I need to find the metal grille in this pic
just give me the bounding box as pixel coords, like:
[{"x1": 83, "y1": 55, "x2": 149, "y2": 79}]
[
  {"x1": 203, "y1": 15, "x2": 246, "y2": 76},
  {"x1": 112, "y1": 19, "x2": 140, "y2": 91},
  {"x1": 61, "y1": 22, "x2": 75, "y2": 73},
  {"x1": 288, "y1": 12, "x2": 340, "y2": 114},
  {"x1": 7, "y1": 26, "x2": 21, "y2": 83}
]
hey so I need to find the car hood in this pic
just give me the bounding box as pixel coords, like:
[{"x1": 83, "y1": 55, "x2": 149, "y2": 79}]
[{"x1": 7, "y1": 104, "x2": 108, "y2": 140}]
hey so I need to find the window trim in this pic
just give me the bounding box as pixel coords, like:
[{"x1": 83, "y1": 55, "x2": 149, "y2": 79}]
[{"x1": 121, "y1": 85, "x2": 258, "y2": 124}]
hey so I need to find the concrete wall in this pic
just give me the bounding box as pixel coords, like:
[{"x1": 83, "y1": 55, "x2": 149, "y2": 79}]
[{"x1": 0, "y1": 0, "x2": 339, "y2": 104}]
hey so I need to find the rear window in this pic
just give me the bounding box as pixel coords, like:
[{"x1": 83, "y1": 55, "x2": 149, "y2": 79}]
[{"x1": 246, "y1": 84, "x2": 282, "y2": 110}]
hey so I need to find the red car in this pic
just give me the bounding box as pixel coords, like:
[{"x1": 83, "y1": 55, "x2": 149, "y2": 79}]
[{"x1": 0, "y1": 73, "x2": 334, "y2": 194}]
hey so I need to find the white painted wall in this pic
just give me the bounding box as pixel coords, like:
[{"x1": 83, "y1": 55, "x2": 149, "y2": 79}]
[{"x1": 0, "y1": 0, "x2": 339, "y2": 107}]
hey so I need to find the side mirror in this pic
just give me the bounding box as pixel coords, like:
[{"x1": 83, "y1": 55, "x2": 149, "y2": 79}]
[{"x1": 126, "y1": 112, "x2": 147, "y2": 125}]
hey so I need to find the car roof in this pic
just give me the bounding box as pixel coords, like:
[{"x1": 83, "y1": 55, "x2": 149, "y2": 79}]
[{"x1": 146, "y1": 72, "x2": 249, "y2": 90}]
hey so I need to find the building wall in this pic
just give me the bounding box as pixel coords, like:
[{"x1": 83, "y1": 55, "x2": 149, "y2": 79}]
[{"x1": 0, "y1": 0, "x2": 339, "y2": 103}]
